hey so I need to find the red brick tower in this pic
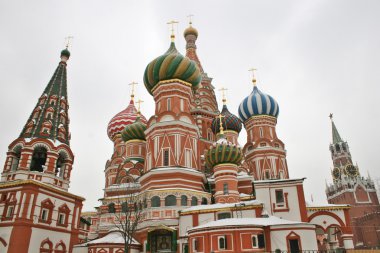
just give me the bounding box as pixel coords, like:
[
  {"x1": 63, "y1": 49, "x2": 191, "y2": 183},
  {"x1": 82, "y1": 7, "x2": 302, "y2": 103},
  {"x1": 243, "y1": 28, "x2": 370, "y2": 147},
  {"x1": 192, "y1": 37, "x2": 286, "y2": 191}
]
[
  {"x1": 184, "y1": 22, "x2": 219, "y2": 159},
  {"x1": 0, "y1": 47, "x2": 84, "y2": 253},
  {"x1": 238, "y1": 72, "x2": 289, "y2": 180},
  {"x1": 326, "y1": 114, "x2": 380, "y2": 248}
]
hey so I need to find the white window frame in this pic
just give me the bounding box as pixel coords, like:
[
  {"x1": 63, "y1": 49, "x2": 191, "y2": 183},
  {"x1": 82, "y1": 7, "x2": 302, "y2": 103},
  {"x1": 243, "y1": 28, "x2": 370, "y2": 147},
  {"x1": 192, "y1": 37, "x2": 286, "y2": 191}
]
[
  {"x1": 167, "y1": 98, "x2": 171, "y2": 111},
  {"x1": 41, "y1": 208, "x2": 49, "y2": 221},
  {"x1": 218, "y1": 236, "x2": 226, "y2": 250},
  {"x1": 252, "y1": 235, "x2": 258, "y2": 248},
  {"x1": 6, "y1": 206, "x2": 14, "y2": 218},
  {"x1": 58, "y1": 213, "x2": 65, "y2": 224}
]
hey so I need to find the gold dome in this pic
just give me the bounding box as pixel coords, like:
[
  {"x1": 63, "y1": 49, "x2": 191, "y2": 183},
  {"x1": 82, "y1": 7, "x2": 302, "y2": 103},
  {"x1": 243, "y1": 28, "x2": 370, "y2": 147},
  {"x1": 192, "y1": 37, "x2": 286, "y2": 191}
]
[{"x1": 184, "y1": 25, "x2": 198, "y2": 38}]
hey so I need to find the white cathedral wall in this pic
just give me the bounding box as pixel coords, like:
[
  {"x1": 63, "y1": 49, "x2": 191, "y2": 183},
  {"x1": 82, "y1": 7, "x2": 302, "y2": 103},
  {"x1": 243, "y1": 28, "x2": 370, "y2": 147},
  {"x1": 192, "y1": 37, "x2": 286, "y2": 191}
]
[
  {"x1": 256, "y1": 184, "x2": 302, "y2": 221},
  {"x1": 29, "y1": 227, "x2": 71, "y2": 251},
  {"x1": 34, "y1": 192, "x2": 76, "y2": 229},
  {"x1": 307, "y1": 210, "x2": 346, "y2": 231},
  {"x1": 270, "y1": 228, "x2": 318, "y2": 250}
]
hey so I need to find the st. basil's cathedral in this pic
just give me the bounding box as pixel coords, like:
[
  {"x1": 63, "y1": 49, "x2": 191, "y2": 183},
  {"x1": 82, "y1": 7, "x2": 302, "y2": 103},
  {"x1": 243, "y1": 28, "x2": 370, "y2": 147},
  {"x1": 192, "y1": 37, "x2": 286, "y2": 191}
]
[{"x1": 0, "y1": 20, "x2": 379, "y2": 253}]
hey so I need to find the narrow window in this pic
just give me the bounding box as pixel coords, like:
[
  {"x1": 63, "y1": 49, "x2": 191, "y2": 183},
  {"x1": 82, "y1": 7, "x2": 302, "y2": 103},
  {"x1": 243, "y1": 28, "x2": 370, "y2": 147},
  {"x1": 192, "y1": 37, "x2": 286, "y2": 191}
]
[
  {"x1": 252, "y1": 235, "x2": 258, "y2": 248},
  {"x1": 223, "y1": 183, "x2": 229, "y2": 195},
  {"x1": 194, "y1": 239, "x2": 199, "y2": 251},
  {"x1": 279, "y1": 170, "x2": 284, "y2": 179},
  {"x1": 41, "y1": 208, "x2": 48, "y2": 221},
  {"x1": 181, "y1": 195, "x2": 188, "y2": 206},
  {"x1": 201, "y1": 197, "x2": 207, "y2": 205},
  {"x1": 165, "y1": 195, "x2": 176, "y2": 206},
  {"x1": 151, "y1": 196, "x2": 161, "y2": 207},
  {"x1": 58, "y1": 213, "x2": 65, "y2": 224},
  {"x1": 259, "y1": 127, "x2": 263, "y2": 137},
  {"x1": 163, "y1": 149, "x2": 169, "y2": 166},
  {"x1": 258, "y1": 234, "x2": 265, "y2": 248},
  {"x1": 167, "y1": 98, "x2": 171, "y2": 111},
  {"x1": 275, "y1": 189, "x2": 284, "y2": 204},
  {"x1": 108, "y1": 203, "x2": 115, "y2": 213},
  {"x1": 218, "y1": 236, "x2": 227, "y2": 250},
  {"x1": 269, "y1": 127, "x2": 273, "y2": 138},
  {"x1": 191, "y1": 196, "x2": 198, "y2": 206},
  {"x1": 264, "y1": 170, "x2": 270, "y2": 180},
  {"x1": 6, "y1": 206, "x2": 14, "y2": 218}
]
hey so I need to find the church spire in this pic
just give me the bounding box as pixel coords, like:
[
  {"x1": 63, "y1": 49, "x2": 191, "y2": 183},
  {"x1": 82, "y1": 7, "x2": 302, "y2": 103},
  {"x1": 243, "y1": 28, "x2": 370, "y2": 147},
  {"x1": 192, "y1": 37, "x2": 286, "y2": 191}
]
[
  {"x1": 19, "y1": 48, "x2": 71, "y2": 144},
  {"x1": 329, "y1": 113, "x2": 343, "y2": 144},
  {"x1": 184, "y1": 18, "x2": 204, "y2": 73}
]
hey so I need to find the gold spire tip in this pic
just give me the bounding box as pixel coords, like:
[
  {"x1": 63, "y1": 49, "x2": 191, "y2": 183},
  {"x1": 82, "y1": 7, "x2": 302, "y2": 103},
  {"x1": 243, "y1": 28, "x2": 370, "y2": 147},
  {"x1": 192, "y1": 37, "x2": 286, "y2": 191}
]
[
  {"x1": 248, "y1": 68, "x2": 257, "y2": 86},
  {"x1": 216, "y1": 113, "x2": 225, "y2": 135},
  {"x1": 167, "y1": 20, "x2": 179, "y2": 42},
  {"x1": 329, "y1": 113, "x2": 333, "y2": 121},
  {"x1": 64, "y1": 36, "x2": 74, "y2": 49},
  {"x1": 128, "y1": 81, "x2": 138, "y2": 101},
  {"x1": 136, "y1": 99, "x2": 144, "y2": 113},
  {"x1": 218, "y1": 87, "x2": 228, "y2": 105}
]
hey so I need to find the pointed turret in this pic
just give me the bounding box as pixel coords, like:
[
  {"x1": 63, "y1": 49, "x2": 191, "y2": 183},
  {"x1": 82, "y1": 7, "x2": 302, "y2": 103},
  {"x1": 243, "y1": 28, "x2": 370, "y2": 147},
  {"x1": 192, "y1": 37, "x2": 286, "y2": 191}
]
[
  {"x1": 330, "y1": 113, "x2": 343, "y2": 144},
  {"x1": 20, "y1": 48, "x2": 71, "y2": 144}
]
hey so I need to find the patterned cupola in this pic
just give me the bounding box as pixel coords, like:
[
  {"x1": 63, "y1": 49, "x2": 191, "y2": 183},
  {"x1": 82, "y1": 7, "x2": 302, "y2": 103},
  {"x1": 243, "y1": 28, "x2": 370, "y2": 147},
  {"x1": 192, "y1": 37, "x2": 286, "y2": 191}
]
[
  {"x1": 238, "y1": 76, "x2": 279, "y2": 122},
  {"x1": 205, "y1": 136, "x2": 243, "y2": 169},
  {"x1": 107, "y1": 99, "x2": 147, "y2": 141},
  {"x1": 19, "y1": 48, "x2": 72, "y2": 144},
  {"x1": 143, "y1": 39, "x2": 201, "y2": 95},
  {"x1": 121, "y1": 115, "x2": 147, "y2": 142},
  {"x1": 212, "y1": 105, "x2": 242, "y2": 135}
]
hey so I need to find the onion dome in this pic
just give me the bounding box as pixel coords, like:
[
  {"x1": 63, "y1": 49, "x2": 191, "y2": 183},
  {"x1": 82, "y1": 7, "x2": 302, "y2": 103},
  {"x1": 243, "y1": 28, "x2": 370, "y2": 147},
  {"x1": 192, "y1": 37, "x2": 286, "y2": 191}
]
[
  {"x1": 211, "y1": 105, "x2": 242, "y2": 134},
  {"x1": 206, "y1": 137, "x2": 243, "y2": 168},
  {"x1": 61, "y1": 48, "x2": 70, "y2": 58},
  {"x1": 184, "y1": 25, "x2": 198, "y2": 38},
  {"x1": 107, "y1": 100, "x2": 147, "y2": 141},
  {"x1": 121, "y1": 116, "x2": 147, "y2": 142},
  {"x1": 238, "y1": 86, "x2": 279, "y2": 122},
  {"x1": 143, "y1": 41, "x2": 201, "y2": 95}
]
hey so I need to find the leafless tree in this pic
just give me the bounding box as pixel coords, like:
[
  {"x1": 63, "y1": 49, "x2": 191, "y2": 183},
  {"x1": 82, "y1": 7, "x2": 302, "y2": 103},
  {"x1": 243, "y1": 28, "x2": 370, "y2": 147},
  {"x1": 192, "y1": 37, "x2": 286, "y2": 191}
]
[{"x1": 112, "y1": 186, "x2": 146, "y2": 253}]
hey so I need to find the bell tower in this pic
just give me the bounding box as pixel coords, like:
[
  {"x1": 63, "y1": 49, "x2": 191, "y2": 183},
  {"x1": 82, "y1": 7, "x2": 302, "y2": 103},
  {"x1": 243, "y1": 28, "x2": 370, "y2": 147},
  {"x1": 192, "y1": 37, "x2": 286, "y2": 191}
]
[{"x1": 2, "y1": 48, "x2": 74, "y2": 190}]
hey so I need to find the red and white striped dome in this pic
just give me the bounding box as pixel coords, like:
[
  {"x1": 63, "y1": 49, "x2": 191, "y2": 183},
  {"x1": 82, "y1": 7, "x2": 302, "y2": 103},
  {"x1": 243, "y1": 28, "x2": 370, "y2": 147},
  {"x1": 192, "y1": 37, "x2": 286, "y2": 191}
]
[{"x1": 107, "y1": 100, "x2": 147, "y2": 141}]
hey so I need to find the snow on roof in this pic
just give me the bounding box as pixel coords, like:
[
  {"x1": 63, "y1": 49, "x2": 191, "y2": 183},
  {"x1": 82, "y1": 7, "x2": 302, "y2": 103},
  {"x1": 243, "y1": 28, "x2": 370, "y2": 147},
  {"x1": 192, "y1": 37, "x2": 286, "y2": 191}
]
[
  {"x1": 189, "y1": 216, "x2": 306, "y2": 231},
  {"x1": 181, "y1": 200, "x2": 261, "y2": 213},
  {"x1": 107, "y1": 182, "x2": 140, "y2": 189},
  {"x1": 306, "y1": 201, "x2": 350, "y2": 209},
  {"x1": 87, "y1": 231, "x2": 140, "y2": 245},
  {"x1": 150, "y1": 167, "x2": 203, "y2": 174}
]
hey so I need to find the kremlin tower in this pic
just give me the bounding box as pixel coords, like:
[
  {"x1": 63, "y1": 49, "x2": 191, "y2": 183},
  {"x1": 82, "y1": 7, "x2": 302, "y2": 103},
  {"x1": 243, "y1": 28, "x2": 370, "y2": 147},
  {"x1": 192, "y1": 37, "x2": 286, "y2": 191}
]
[
  {"x1": 0, "y1": 47, "x2": 85, "y2": 253},
  {"x1": 326, "y1": 115, "x2": 380, "y2": 248}
]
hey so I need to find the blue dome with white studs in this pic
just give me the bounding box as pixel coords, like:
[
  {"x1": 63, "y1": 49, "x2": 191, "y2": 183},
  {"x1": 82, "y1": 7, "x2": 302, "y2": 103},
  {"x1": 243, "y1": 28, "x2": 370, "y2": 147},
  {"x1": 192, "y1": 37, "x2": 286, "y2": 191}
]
[{"x1": 238, "y1": 86, "x2": 279, "y2": 122}]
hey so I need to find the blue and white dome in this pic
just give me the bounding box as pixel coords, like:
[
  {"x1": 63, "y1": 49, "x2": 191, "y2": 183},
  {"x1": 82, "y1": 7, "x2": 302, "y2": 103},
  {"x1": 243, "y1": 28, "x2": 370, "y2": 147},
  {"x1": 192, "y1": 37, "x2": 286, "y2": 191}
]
[{"x1": 238, "y1": 86, "x2": 279, "y2": 122}]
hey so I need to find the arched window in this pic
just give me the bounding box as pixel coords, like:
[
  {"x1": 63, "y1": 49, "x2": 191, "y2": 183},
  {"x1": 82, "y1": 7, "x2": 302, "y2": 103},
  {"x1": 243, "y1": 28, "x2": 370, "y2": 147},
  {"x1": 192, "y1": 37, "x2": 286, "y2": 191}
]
[
  {"x1": 11, "y1": 146, "x2": 22, "y2": 171},
  {"x1": 56, "y1": 153, "x2": 67, "y2": 177},
  {"x1": 30, "y1": 146, "x2": 48, "y2": 172},
  {"x1": 40, "y1": 238, "x2": 53, "y2": 253},
  {"x1": 191, "y1": 196, "x2": 198, "y2": 206},
  {"x1": 54, "y1": 241, "x2": 66, "y2": 253},
  {"x1": 151, "y1": 196, "x2": 160, "y2": 207},
  {"x1": 201, "y1": 197, "x2": 208, "y2": 205},
  {"x1": 181, "y1": 195, "x2": 188, "y2": 206},
  {"x1": 218, "y1": 236, "x2": 227, "y2": 250},
  {"x1": 342, "y1": 143, "x2": 347, "y2": 151},
  {"x1": 121, "y1": 202, "x2": 128, "y2": 213},
  {"x1": 165, "y1": 195, "x2": 176, "y2": 206},
  {"x1": 108, "y1": 203, "x2": 115, "y2": 213},
  {"x1": 335, "y1": 144, "x2": 341, "y2": 152}
]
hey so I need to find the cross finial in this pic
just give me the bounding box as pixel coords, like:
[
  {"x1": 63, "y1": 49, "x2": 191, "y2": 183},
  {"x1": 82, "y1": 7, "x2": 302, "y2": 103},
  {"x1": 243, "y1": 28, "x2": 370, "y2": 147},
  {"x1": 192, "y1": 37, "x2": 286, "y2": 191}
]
[
  {"x1": 167, "y1": 20, "x2": 179, "y2": 42},
  {"x1": 248, "y1": 68, "x2": 257, "y2": 86},
  {"x1": 216, "y1": 114, "x2": 226, "y2": 135},
  {"x1": 65, "y1": 36, "x2": 74, "y2": 49},
  {"x1": 128, "y1": 81, "x2": 138, "y2": 101},
  {"x1": 136, "y1": 99, "x2": 144, "y2": 113},
  {"x1": 219, "y1": 87, "x2": 228, "y2": 105},
  {"x1": 329, "y1": 113, "x2": 333, "y2": 121},
  {"x1": 187, "y1": 14, "x2": 194, "y2": 26}
]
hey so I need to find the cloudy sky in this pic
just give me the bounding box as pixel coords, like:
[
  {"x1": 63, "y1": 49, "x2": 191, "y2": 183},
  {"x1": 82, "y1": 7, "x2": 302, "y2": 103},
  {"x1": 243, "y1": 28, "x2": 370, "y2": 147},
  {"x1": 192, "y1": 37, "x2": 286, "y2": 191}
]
[{"x1": 1, "y1": 0, "x2": 379, "y2": 210}]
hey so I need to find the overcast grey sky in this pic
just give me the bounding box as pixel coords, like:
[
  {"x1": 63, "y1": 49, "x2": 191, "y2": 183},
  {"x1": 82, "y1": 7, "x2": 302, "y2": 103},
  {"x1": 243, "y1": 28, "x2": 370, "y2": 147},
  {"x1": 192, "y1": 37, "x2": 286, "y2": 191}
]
[{"x1": 1, "y1": 0, "x2": 379, "y2": 210}]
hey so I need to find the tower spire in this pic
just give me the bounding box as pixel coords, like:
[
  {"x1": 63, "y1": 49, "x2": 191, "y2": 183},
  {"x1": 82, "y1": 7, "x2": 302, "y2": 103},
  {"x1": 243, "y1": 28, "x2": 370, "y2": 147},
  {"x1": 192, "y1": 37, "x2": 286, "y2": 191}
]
[
  {"x1": 167, "y1": 20, "x2": 178, "y2": 42},
  {"x1": 329, "y1": 113, "x2": 343, "y2": 144},
  {"x1": 219, "y1": 87, "x2": 228, "y2": 105},
  {"x1": 128, "y1": 81, "x2": 138, "y2": 102},
  {"x1": 249, "y1": 68, "x2": 257, "y2": 86},
  {"x1": 20, "y1": 47, "x2": 71, "y2": 144}
]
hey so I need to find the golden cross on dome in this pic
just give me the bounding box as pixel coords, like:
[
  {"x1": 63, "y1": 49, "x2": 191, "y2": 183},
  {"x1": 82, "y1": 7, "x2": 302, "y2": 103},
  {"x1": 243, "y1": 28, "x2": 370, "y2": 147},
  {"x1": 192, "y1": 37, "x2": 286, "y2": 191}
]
[
  {"x1": 248, "y1": 68, "x2": 257, "y2": 86},
  {"x1": 128, "y1": 81, "x2": 138, "y2": 101},
  {"x1": 187, "y1": 14, "x2": 194, "y2": 25},
  {"x1": 64, "y1": 36, "x2": 74, "y2": 49},
  {"x1": 219, "y1": 87, "x2": 228, "y2": 105},
  {"x1": 167, "y1": 20, "x2": 179, "y2": 42},
  {"x1": 136, "y1": 99, "x2": 144, "y2": 113},
  {"x1": 329, "y1": 113, "x2": 333, "y2": 120},
  {"x1": 216, "y1": 113, "x2": 226, "y2": 135}
]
